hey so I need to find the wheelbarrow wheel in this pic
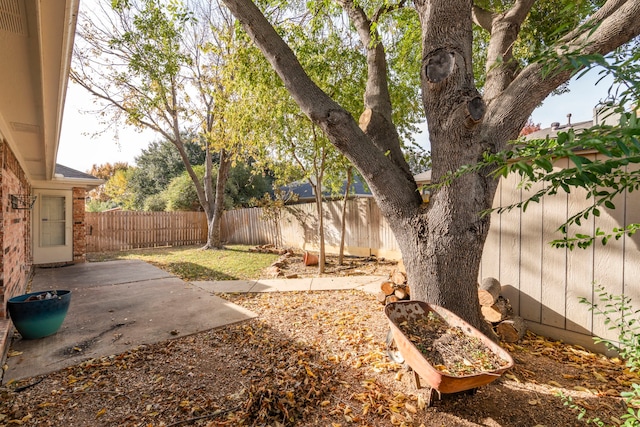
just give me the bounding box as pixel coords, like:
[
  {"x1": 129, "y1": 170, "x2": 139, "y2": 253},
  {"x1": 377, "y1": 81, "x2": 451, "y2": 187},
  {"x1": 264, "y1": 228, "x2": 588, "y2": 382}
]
[{"x1": 385, "y1": 329, "x2": 405, "y2": 364}]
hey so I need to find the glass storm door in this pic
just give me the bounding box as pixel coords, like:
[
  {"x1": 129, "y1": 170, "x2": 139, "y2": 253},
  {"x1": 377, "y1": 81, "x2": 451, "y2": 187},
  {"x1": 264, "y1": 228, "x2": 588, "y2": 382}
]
[{"x1": 33, "y1": 190, "x2": 73, "y2": 264}]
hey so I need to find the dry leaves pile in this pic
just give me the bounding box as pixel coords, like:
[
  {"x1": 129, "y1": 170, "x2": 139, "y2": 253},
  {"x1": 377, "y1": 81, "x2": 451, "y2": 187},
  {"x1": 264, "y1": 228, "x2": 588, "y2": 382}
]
[
  {"x1": 1, "y1": 290, "x2": 635, "y2": 426},
  {"x1": 397, "y1": 313, "x2": 510, "y2": 376}
]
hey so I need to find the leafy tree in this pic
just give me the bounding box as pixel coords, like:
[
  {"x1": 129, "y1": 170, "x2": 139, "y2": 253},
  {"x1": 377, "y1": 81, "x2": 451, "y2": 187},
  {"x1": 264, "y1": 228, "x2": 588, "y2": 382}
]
[
  {"x1": 104, "y1": 168, "x2": 137, "y2": 210},
  {"x1": 221, "y1": 0, "x2": 640, "y2": 331},
  {"x1": 143, "y1": 194, "x2": 168, "y2": 212},
  {"x1": 87, "y1": 162, "x2": 130, "y2": 202},
  {"x1": 225, "y1": 161, "x2": 274, "y2": 208},
  {"x1": 71, "y1": 0, "x2": 261, "y2": 249},
  {"x1": 128, "y1": 138, "x2": 207, "y2": 209},
  {"x1": 85, "y1": 199, "x2": 118, "y2": 212},
  {"x1": 164, "y1": 166, "x2": 207, "y2": 211},
  {"x1": 404, "y1": 143, "x2": 431, "y2": 175},
  {"x1": 229, "y1": 12, "x2": 416, "y2": 272},
  {"x1": 163, "y1": 162, "x2": 274, "y2": 211}
]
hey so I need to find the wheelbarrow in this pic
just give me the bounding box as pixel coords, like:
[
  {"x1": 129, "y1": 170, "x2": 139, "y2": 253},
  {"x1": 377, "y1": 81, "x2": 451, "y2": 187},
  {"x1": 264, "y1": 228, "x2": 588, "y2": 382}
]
[{"x1": 385, "y1": 300, "x2": 514, "y2": 405}]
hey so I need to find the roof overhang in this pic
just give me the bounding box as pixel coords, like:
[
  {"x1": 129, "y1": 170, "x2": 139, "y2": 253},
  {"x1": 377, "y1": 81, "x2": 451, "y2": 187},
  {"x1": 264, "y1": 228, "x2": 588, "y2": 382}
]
[
  {"x1": 0, "y1": 0, "x2": 80, "y2": 182},
  {"x1": 32, "y1": 176, "x2": 104, "y2": 191}
]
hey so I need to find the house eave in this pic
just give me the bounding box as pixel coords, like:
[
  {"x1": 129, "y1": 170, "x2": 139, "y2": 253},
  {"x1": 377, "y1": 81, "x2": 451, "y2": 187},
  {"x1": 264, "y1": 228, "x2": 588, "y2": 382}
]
[
  {"x1": 32, "y1": 177, "x2": 104, "y2": 191},
  {"x1": 0, "y1": 0, "x2": 80, "y2": 183}
]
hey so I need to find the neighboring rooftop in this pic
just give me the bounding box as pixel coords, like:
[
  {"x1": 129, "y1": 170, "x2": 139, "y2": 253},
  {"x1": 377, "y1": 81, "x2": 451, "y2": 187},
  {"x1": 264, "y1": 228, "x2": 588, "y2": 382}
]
[
  {"x1": 281, "y1": 175, "x2": 373, "y2": 202},
  {"x1": 55, "y1": 164, "x2": 101, "y2": 181},
  {"x1": 525, "y1": 104, "x2": 622, "y2": 140},
  {"x1": 414, "y1": 170, "x2": 432, "y2": 184}
]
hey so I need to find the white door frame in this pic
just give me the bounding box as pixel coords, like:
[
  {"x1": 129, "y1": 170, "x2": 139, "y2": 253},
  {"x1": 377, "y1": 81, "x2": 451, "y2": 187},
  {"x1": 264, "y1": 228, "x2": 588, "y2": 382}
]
[{"x1": 32, "y1": 189, "x2": 73, "y2": 264}]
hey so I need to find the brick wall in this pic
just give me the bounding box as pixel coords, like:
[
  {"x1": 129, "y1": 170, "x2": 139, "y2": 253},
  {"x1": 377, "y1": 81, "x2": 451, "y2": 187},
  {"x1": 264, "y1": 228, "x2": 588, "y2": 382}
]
[
  {"x1": 0, "y1": 140, "x2": 32, "y2": 316},
  {"x1": 73, "y1": 187, "x2": 86, "y2": 263}
]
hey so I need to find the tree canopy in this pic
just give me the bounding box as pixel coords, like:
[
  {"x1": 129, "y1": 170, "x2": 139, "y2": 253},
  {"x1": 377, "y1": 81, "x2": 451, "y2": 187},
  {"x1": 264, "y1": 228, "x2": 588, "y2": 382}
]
[{"x1": 127, "y1": 138, "x2": 208, "y2": 209}]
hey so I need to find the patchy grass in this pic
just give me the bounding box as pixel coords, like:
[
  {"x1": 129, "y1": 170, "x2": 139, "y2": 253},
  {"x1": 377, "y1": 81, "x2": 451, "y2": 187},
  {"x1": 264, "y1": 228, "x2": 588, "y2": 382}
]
[{"x1": 87, "y1": 245, "x2": 280, "y2": 281}]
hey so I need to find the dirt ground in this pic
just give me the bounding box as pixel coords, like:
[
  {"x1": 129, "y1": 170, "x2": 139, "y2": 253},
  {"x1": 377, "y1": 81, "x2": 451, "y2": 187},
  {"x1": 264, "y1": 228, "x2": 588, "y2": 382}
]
[
  {"x1": 0, "y1": 257, "x2": 634, "y2": 426},
  {"x1": 257, "y1": 250, "x2": 401, "y2": 279}
]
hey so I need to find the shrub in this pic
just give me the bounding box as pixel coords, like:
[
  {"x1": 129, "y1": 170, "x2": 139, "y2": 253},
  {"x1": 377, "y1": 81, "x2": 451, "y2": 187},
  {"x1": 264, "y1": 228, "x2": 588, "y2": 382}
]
[{"x1": 563, "y1": 287, "x2": 640, "y2": 426}]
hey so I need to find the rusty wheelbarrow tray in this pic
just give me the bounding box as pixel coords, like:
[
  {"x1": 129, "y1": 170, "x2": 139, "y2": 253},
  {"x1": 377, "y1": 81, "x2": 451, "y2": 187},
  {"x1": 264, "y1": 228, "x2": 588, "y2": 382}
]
[{"x1": 385, "y1": 300, "x2": 514, "y2": 401}]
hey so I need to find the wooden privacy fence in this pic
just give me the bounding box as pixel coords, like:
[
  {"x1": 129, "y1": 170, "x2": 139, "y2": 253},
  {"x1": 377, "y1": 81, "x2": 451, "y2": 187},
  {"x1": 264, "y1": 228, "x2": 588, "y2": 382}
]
[
  {"x1": 479, "y1": 155, "x2": 640, "y2": 348},
  {"x1": 86, "y1": 199, "x2": 400, "y2": 257},
  {"x1": 220, "y1": 198, "x2": 401, "y2": 259},
  {"x1": 86, "y1": 211, "x2": 208, "y2": 252}
]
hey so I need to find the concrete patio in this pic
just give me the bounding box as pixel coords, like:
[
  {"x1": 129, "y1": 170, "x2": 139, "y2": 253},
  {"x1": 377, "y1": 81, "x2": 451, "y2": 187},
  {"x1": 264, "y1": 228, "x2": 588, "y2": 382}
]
[
  {"x1": 3, "y1": 260, "x2": 386, "y2": 384},
  {"x1": 3, "y1": 260, "x2": 257, "y2": 383}
]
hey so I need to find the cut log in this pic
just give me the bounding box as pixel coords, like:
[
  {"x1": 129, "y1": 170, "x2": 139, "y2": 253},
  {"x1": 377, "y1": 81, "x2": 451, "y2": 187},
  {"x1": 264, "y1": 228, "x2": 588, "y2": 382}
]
[
  {"x1": 380, "y1": 281, "x2": 395, "y2": 296},
  {"x1": 478, "y1": 277, "x2": 501, "y2": 307},
  {"x1": 480, "y1": 296, "x2": 513, "y2": 323},
  {"x1": 385, "y1": 295, "x2": 400, "y2": 305},
  {"x1": 377, "y1": 291, "x2": 388, "y2": 305},
  {"x1": 391, "y1": 270, "x2": 407, "y2": 286},
  {"x1": 496, "y1": 316, "x2": 527, "y2": 343},
  {"x1": 394, "y1": 287, "x2": 408, "y2": 300}
]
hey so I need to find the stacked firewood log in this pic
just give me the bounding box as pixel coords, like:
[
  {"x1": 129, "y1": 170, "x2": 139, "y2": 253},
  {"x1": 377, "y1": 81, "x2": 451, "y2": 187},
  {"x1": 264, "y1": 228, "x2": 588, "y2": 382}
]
[
  {"x1": 478, "y1": 277, "x2": 527, "y2": 343},
  {"x1": 377, "y1": 269, "x2": 411, "y2": 305},
  {"x1": 377, "y1": 272, "x2": 527, "y2": 343}
]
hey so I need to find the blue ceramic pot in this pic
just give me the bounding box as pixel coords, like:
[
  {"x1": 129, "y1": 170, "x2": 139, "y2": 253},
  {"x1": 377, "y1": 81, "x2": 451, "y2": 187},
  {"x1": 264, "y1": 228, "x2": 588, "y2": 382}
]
[{"x1": 7, "y1": 290, "x2": 71, "y2": 339}]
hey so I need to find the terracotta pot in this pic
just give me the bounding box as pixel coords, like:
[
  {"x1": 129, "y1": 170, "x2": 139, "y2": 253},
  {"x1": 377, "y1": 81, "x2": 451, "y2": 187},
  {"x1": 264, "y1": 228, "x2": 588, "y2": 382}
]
[{"x1": 303, "y1": 251, "x2": 318, "y2": 266}]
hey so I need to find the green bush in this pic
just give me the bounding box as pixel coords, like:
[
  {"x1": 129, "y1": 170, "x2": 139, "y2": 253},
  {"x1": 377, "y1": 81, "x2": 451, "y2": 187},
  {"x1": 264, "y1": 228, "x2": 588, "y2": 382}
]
[
  {"x1": 563, "y1": 287, "x2": 640, "y2": 426},
  {"x1": 143, "y1": 194, "x2": 167, "y2": 211}
]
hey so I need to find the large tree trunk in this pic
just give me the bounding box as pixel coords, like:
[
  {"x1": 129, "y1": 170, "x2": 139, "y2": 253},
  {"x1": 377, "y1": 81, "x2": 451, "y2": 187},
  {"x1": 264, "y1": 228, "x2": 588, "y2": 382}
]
[
  {"x1": 389, "y1": 171, "x2": 496, "y2": 332},
  {"x1": 222, "y1": 0, "x2": 640, "y2": 331}
]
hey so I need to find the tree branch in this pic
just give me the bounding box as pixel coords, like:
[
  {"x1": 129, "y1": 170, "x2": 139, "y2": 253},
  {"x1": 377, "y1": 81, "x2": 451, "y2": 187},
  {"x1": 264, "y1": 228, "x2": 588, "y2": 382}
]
[
  {"x1": 337, "y1": 0, "x2": 414, "y2": 179},
  {"x1": 558, "y1": 0, "x2": 629, "y2": 44},
  {"x1": 486, "y1": 0, "x2": 640, "y2": 149},
  {"x1": 471, "y1": 4, "x2": 493, "y2": 32},
  {"x1": 70, "y1": 69, "x2": 173, "y2": 141},
  {"x1": 220, "y1": 0, "x2": 423, "y2": 215},
  {"x1": 372, "y1": 0, "x2": 406, "y2": 25},
  {"x1": 337, "y1": 0, "x2": 393, "y2": 117},
  {"x1": 483, "y1": 0, "x2": 536, "y2": 101}
]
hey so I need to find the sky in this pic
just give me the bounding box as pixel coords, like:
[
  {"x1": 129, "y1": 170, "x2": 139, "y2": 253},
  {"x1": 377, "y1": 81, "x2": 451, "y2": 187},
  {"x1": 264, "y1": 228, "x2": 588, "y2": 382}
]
[{"x1": 57, "y1": 68, "x2": 615, "y2": 174}]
